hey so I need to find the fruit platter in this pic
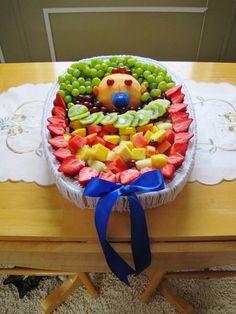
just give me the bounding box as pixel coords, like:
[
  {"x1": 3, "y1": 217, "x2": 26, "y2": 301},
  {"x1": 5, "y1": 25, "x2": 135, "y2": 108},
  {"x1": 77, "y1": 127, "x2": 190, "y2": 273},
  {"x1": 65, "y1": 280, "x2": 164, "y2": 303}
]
[{"x1": 42, "y1": 56, "x2": 196, "y2": 211}]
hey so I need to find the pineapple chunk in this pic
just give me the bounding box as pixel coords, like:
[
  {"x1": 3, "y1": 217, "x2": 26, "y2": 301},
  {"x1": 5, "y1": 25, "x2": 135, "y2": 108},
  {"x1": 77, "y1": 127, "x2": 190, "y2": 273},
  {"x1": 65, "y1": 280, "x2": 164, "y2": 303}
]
[
  {"x1": 63, "y1": 133, "x2": 72, "y2": 142},
  {"x1": 120, "y1": 141, "x2": 134, "y2": 150},
  {"x1": 151, "y1": 154, "x2": 168, "y2": 169},
  {"x1": 76, "y1": 145, "x2": 91, "y2": 160},
  {"x1": 69, "y1": 121, "x2": 83, "y2": 129},
  {"x1": 144, "y1": 130, "x2": 153, "y2": 143},
  {"x1": 91, "y1": 143, "x2": 110, "y2": 161},
  {"x1": 151, "y1": 125, "x2": 159, "y2": 133},
  {"x1": 115, "y1": 144, "x2": 132, "y2": 161},
  {"x1": 104, "y1": 135, "x2": 120, "y2": 144},
  {"x1": 120, "y1": 135, "x2": 129, "y2": 141},
  {"x1": 119, "y1": 127, "x2": 136, "y2": 135},
  {"x1": 131, "y1": 148, "x2": 146, "y2": 160},
  {"x1": 150, "y1": 129, "x2": 166, "y2": 142},
  {"x1": 71, "y1": 128, "x2": 86, "y2": 137}
]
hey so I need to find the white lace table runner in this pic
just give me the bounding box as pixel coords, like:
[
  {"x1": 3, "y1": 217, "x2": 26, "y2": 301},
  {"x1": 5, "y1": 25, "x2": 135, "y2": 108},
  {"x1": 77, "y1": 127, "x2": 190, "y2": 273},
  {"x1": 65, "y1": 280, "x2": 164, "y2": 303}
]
[{"x1": 0, "y1": 81, "x2": 236, "y2": 186}]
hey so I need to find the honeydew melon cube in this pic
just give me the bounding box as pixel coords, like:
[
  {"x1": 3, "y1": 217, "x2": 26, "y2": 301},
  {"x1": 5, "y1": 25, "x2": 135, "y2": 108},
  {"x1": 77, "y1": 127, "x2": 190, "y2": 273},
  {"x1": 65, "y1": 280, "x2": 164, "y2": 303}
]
[
  {"x1": 136, "y1": 158, "x2": 152, "y2": 170},
  {"x1": 155, "y1": 122, "x2": 173, "y2": 130},
  {"x1": 91, "y1": 143, "x2": 110, "y2": 161},
  {"x1": 104, "y1": 135, "x2": 120, "y2": 144},
  {"x1": 115, "y1": 145, "x2": 132, "y2": 161},
  {"x1": 76, "y1": 145, "x2": 91, "y2": 160},
  {"x1": 150, "y1": 129, "x2": 166, "y2": 142},
  {"x1": 87, "y1": 159, "x2": 108, "y2": 171},
  {"x1": 144, "y1": 130, "x2": 153, "y2": 143},
  {"x1": 119, "y1": 127, "x2": 136, "y2": 135},
  {"x1": 131, "y1": 148, "x2": 146, "y2": 160},
  {"x1": 151, "y1": 154, "x2": 168, "y2": 169},
  {"x1": 71, "y1": 128, "x2": 86, "y2": 137},
  {"x1": 107, "y1": 150, "x2": 116, "y2": 161}
]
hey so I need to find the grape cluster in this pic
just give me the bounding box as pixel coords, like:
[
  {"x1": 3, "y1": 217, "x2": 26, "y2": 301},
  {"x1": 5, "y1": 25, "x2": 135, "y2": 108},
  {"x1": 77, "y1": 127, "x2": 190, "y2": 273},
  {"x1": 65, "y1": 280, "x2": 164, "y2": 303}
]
[{"x1": 57, "y1": 56, "x2": 176, "y2": 106}]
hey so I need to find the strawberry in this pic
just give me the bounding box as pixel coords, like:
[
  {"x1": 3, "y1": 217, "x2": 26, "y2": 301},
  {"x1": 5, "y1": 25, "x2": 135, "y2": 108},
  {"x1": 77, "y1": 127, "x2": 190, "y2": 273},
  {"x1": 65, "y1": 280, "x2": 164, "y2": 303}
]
[
  {"x1": 174, "y1": 132, "x2": 194, "y2": 144},
  {"x1": 120, "y1": 169, "x2": 140, "y2": 185},
  {"x1": 47, "y1": 116, "x2": 66, "y2": 127},
  {"x1": 161, "y1": 164, "x2": 175, "y2": 179},
  {"x1": 106, "y1": 162, "x2": 121, "y2": 174},
  {"x1": 58, "y1": 156, "x2": 85, "y2": 176},
  {"x1": 99, "y1": 171, "x2": 117, "y2": 182},
  {"x1": 77, "y1": 167, "x2": 99, "y2": 185},
  {"x1": 172, "y1": 119, "x2": 193, "y2": 133},
  {"x1": 168, "y1": 103, "x2": 187, "y2": 113},
  {"x1": 53, "y1": 92, "x2": 66, "y2": 109},
  {"x1": 171, "y1": 92, "x2": 185, "y2": 104},
  {"x1": 52, "y1": 106, "x2": 66, "y2": 117},
  {"x1": 53, "y1": 148, "x2": 72, "y2": 161},
  {"x1": 69, "y1": 135, "x2": 86, "y2": 151},
  {"x1": 170, "y1": 143, "x2": 188, "y2": 156},
  {"x1": 47, "y1": 123, "x2": 66, "y2": 136},
  {"x1": 140, "y1": 167, "x2": 154, "y2": 175},
  {"x1": 169, "y1": 111, "x2": 189, "y2": 122},
  {"x1": 168, "y1": 153, "x2": 185, "y2": 167},
  {"x1": 165, "y1": 85, "x2": 182, "y2": 98},
  {"x1": 48, "y1": 136, "x2": 68, "y2": 149},
  {"x1": 165, "y1": 129, "x2": 175, "y2": 144}
]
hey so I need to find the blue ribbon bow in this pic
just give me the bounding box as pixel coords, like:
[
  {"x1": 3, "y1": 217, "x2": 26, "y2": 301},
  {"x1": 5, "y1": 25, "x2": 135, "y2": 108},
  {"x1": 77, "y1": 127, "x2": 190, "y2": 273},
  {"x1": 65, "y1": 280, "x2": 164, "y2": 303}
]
[{"x1": 83, "y1": 170, "x2": 164, "y2": 285}]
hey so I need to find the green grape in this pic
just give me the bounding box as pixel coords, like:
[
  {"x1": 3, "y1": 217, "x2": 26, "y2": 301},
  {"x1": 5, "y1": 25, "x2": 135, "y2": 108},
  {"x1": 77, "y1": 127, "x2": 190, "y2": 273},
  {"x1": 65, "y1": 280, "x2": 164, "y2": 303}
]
[
  {"x1": 97, "y1": 69, "x2": 104, "y2": 78},
  {"x1": 85, "y1": 79, "x2": 91, "y2": 86},
  {"x1": 72, "y1": 81, "x2": 80, "y2": 89},
  {"x1": 141, "y1": 63, "x2": 148, "y2": 71},
  {"x1": 86, "y1": 85, "x2": 93, "y2": 94},
  {"x1": 71, "y1": 76, "x2": 77, "y2": 82},
  {"x1": 107, "y1": 66, "x2": 113, "y2": 73},
  {"x1": 167, "y1": 82, "x2": 176, "y2": 89},
  {"x1": 72, "y1": 68, "x2": 81, "y2": 78},
  {"x1": 158, "y1": 81, "x2": 167, "y2": 91},
  {"x1": 78, "y1": 77, "x2": 85, "y2": 85},
  {"x1": 64, "y1": 90, "x2": 70, "y2": 96},
  {"x1": 138, "y1": 77, "x2": 143, "y2": 84},
  {"x1": 64, "y1": 95, "x2": 72, "y2": 103},
  {"x1": 156, "y1": 75, "x2": 164, "y2": 83},
  {"x1": 67, "y1": 67, "x2": 74, "y2": 75},
  {"x1": 84, "y1": 67, "x2": 91, "y2": 77},
  {"x1": 79, "y1": 85, "x2": 86, "y2": 94},
  {"x1": 141, "y1": 92, "x2": 151, "y2": 102},
  {"x1": 65, "y1": 73, "x2": 72, "y2": 81},
  {"x1": 150, "y1": 89, "x2": 161, "y2": 97},
  {"x1": 78, "y1": 62, "x2": 86, "y2": 70},
  {"x1": 132, "y1": 73, "x2": 138, "y2": 80},
  {"x1": 58, "y1": 75, "x2": 65, "y2": 83},
  {"x1": 60, "y1": 82, "x2": 67, "y2": 90},
  {"x1": 58, "y1": 89, "x2": 65, "y2": 98},
  {"x1": 165, "y1": 74, "x2": 172, "y2": 83},
  {"x1": 127, "y1": 58, "x2": 136, "y2": 68},
  {"x1": 71, "y1": 88, "x2": 80, "y2": 97},
  {"x1": 71, "y1": 63, "x2": 78, "y2": 68},
  {"x1": 149, "y1": 82, "x2": 157, "y2": 89},
  {"x1": 135, "y1": 62, "x2": 143, "y2": 68},
  {"x1": 101, "y1": 63, "x2": 108, "y2": 71},
  {"x1": 95, "y1": 64, "x2": 102, "y2": 71},
  {"x1": 142, "y1": 80, "x2": 149, "y2": 88},
  {"x1": 104, "y1": 72, "x2": 110, "y2": 77},
  {"x1": 143, "y1": 70, "x2": 151, "y2": 79},
  {"x1": 135, "y1": 67, "x2": 143, "y2": 76},
  {"x1": 109, "y1": 56, "x2": 117, "y2": 63},
  {"x1": 67, "y1": 102, "x2": 74, "y2": 109},
  {"x1": 147, "y1": 74, "x2": 155, "y2": 83},
  {"x1": 92, "y1": 77, "x2": 101, "y2": 86},
  {"x1": 66, "y1": 84, "x2": 73, "y2": 92},
  {"x1": 90, "y1": 68, "x2": 98, "y2": 78},
  {"x1": 64, "y1": 80, "x2": 71, "y2": 85},
  {"x1": 91, "y1": 59, "x2": 98, "y2": 67},
  {"x1": 159, "y1": 68, "x2": 167, "y2": 76},
  {"x1": 147, "y1": 64, "x2": 155, "y2": 73}
]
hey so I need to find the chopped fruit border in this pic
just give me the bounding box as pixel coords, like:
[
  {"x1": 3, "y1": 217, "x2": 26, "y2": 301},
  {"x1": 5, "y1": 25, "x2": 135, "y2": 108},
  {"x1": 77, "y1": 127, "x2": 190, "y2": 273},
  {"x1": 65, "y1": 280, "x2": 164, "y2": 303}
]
[{"x1": 42, "y1": 56, "x2": 196, "y2": 210}]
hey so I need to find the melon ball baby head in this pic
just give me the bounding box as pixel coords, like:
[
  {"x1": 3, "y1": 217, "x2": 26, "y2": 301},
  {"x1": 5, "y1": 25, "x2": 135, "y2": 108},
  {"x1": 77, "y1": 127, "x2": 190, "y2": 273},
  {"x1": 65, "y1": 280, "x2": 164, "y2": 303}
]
[{"x1": 93, "y1": 72, "x2": 146, "y2": 111}]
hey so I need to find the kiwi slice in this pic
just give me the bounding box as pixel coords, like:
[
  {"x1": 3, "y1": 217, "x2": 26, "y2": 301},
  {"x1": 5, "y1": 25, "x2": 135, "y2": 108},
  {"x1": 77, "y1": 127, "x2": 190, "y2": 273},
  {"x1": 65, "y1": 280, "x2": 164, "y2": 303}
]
[
  {"x1": 136, "y1": 110, "x2": 151, "y2": 126},
  {"x1": 101, "y1": 113, "x2": 118, "y2": 125},
  {"x1": 80, "y1": 112, "x2": 99, "y2": 125},
  {"x1": 70, "y1": 111, "x2": 90, "y2": 121},
  {"x1": 114, "y1": 114, "x2": 132, "y2": 128},
  {"x1": 92, "y1": 112, "x2": 105, "y2": 125},
  {"x1": 126, "y1": 111, "x2": 140, "y2": 127},
  {"x1": 144, "y1": 101, "x2": 167, "y2": 119},
  {"x1": 68, "y1": 105, "x2": 88, "y2": 119},
  {"x1": 154, "y1": 99, "x2": 171, "y2": 109}
]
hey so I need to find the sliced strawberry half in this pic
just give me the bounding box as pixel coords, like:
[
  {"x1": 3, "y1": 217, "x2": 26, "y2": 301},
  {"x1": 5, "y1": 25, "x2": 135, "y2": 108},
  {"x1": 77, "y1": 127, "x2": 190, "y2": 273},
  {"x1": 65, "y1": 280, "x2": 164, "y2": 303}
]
[
  {"x1": 170, "y1": 111, "x2": 189, "y2": 122},
  {"x1": 47, "y1": 116, "x2": 66, "y2": 127},
  {"x1": 53, "y1": 148, "x2": 72, "y2": 161},
  {"x1": 172, "y1": 119, "x2": 193, "y2": 133},
  {"x1": 168, "y1": 103, "x2": 187, "y2": 113},
  {"x1": 58, "y1": 156, "x2": 85, "y2": 176},
  {"x1": 161, "y1": 164, "x2": 175, "y2": 179},
  {"x1": 170, "y1": 143, "x2": 188, "y2": 156},
  {"x1": 171, "y1": 92, "x2": 185, "y2": 104},
  {"x1": 174, "y1": 132, "x2": 194, "y2": 144},
  {"x1": 77, "y1": 167, "x2": 99, "y2": 185},
  {"x1": 165, "y1": 84, "x2": 182, "y2": 98},
  {"x1": 53, "y1": 92, "x2": 66, "y2": 109},
  {"x1": 99, "y1": 171, "x2": 117, "y2": 183},
  {"x1": 168, "y1": 153, "x2": 185, "y2": 167},
  {"x1": 120, "y1": 169, "x2": 140, "y2": 185},
  {"x1": 48, "y1": 136, "x2": 68, "y2": 149},
  {"x1": 52, "y1": 106, "x2": 66, "y2": 117},
  {"x1": 47, "y1": 123, "x2": 66, "y2": 136},
  {"x1": 165, "y1": 129, "x2": 175, "y2": 144}
]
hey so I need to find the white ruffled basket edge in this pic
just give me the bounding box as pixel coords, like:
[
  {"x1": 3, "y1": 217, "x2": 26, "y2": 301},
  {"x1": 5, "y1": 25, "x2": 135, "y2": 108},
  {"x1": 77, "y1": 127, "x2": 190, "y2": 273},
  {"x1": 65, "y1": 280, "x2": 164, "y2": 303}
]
[{"x1": 42, "y1": 56, "x2": 196, "y2": 212}]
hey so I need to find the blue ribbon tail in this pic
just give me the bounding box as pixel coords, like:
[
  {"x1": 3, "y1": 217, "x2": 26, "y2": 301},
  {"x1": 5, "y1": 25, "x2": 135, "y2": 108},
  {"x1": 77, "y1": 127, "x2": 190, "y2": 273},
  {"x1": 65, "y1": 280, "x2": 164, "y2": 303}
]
[{"x1": 94, "y1": 189, "x2": 135, "y2": 285}]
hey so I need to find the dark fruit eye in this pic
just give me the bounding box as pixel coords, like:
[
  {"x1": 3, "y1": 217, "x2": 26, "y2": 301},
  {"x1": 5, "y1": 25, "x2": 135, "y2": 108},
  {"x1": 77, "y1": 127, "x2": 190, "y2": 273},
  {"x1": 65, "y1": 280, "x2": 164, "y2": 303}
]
[
  {"x1": 125, "y1": 79, "x2": 132, "y2": 86},
  {"x1": 107, "y1": 79, "x2": 114, "y2": 86}
]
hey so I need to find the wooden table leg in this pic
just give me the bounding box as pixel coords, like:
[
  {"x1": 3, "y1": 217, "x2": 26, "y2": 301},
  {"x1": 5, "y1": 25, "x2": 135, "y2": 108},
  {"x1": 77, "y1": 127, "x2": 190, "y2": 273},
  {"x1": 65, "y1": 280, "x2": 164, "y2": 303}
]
[
  {"x1": 140, "y1": 271, "x2": 166, "y2": 303},
  {"x1": 41, "y1": 273, "x2": 98, "y2": 314},
  {"x1": 160, "y1": 280, "x2": 195, "y2": 314}
]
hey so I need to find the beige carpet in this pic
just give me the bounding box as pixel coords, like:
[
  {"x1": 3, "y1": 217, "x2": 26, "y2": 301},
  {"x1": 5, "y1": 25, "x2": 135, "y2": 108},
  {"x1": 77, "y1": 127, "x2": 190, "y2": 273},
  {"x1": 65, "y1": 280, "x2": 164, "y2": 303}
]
[{"x1": 1, "y1": 267, "x2": 236, "y2": 314}]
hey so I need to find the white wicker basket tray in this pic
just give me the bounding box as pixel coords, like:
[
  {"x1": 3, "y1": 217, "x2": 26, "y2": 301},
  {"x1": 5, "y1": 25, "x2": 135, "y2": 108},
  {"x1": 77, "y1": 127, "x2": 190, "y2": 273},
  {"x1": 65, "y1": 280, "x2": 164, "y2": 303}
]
[{"x1": 42, "y1": 56, "x2": 196, "y2": 212}]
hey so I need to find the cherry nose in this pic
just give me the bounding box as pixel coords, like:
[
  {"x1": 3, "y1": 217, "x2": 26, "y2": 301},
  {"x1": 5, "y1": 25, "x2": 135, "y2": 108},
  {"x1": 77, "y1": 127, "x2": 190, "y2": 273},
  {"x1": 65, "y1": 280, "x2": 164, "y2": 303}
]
[{"x1": 112, "y1": 93, "x2": 130, "y2": 109}]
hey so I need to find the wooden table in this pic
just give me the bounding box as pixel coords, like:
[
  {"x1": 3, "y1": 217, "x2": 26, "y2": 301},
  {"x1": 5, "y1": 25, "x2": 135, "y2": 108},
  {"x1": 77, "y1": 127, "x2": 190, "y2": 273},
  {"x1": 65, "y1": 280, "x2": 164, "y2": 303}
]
[{"x1": 1, "y1": 62, "x2": 236, "y2": 313}]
